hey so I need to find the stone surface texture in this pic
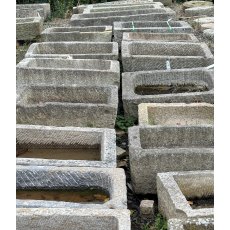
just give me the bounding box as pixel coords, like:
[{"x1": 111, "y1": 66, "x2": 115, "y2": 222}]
[
  {"x1": 16, "y1": 8, "x2": 43, "y2": 18},
  {"x1": 185, "y1": 6, "x2": 214, "y2": 17},
  {"x1": 140, "y1": 200, "x2": 154, "y2": 216},
  {"x1": 203, "y1": 29, "x2": 214, "y2": 40},
  {"x1": 183, "y1": 1, "x2": 213, "y2": 9}
]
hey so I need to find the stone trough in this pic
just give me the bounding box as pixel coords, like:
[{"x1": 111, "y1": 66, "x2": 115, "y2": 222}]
[
  {"x1": 41, "y1": 27, "x2": 112, "y2": 42},
  {"x1": 16, "y1": 85, "x2": 118, "y2": 128},
  {"x1": 16, "y1": 8, "x2": 43, "y2": 18},
  {"x1": 113, "y1": 21, "x2": 193, "y2": 45},
  {"x1": 168, "y1": 217, "x2": 214, "y2": 230},
  {"x1": 16, "y1": 124, "x2": 116, "y2": 168},
  {"x1": 25, "y1": 42, "x2": 118, "y2": 60},
  {"x1": 17, "y1": 208, "x2": 131, "y2": 230},
  {"x1": 138, "y1": 103, "x2": 214, "y2": 126},
  {"x1": 157, "y1": 170, "x2": 214, "y2": 219},
  {"x1": 185, "y1": 6, "x2": 214, "y2": 17},
  {"x1": 122, "y1": 41, "x2": 214, "y2": 72},
  {"x1": 16, "y1": 17, "x2": 43, "y2": 41},
  {"x1": 16, "y1": 165, "x2": 127, "y2": 209},
  {"x1": 16, "y1": 58, "x2": 120, "y2": 87},
  {"x1": 122, "y1": 68, "x2": 214, "y2": 118},
  {"x1": 128, "y1": 126, "x2": 214, "y2": 194},
  {"x1": 70, "y1": 8, "x2": 175, "y2": 27}
]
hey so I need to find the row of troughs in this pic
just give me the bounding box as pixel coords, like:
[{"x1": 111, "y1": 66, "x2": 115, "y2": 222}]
[{"x1": 16, "y1": 0, "x2": 214, "y2": 229}]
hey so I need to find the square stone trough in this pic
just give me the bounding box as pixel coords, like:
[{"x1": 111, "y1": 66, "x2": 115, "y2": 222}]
[
  {"x1": 128, "y1": 126, "x2": 214, "y2": 194},
  {"x1": 17, "y1": 208, "x2": 131, "y2": 230},
  {"x1": 16, "y1": 85, "x2": 118, "y2": 128},
  {"x1": 16, "y1": 8, "x2": 43, "y2": 18},
  {"x1": 16, "y1": 17, "x2": 43, "y2": 41},
  {"x1": 25, "y1": 42, "x2": 118, "y2": 60},
  {"x1": 16, "y1": 165, "x2": 127, "y2": 209},
  {"x1": 16, "y1": 58, "x2": 120, "y2": 88},
  {"x1": 70, "y1": 8, "x2": 176, "y2": 27},
  {"x1": 122, "y1": 41, "x2": 214, "y2": 72},
  {"x1": 16, "y1": 124, "x2": 116, "y2": 168},
  {"x1": 138, "y1": 103, "x2": 214, "y2": 126},
  {"x1": 168, "y1": 217, "x2": 214, "y2": 230},
  {"x1": 113, "y1": 21, "x2": 193, "y2": 46},
  {"x1": 41, "y1": 27, "x2": 112, "y2": 42},
  {"x1": 122, "y1": 68, "x2": 214, "y2": 118},
  {"x1": 16, "y1": 3, "x2": 51, "y2": 20},
  {"x1": 157, "y1": 170, "x2": 214, "y2": 219}
]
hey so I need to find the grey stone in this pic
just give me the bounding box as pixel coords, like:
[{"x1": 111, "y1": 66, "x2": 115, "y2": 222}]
[
  {"x1": 200, "y1": 23, "x2": 214, "y2": 31},
  {"x1": 140, "y1": 200, "x2": 154, "y2": 216},
  {"x1": 168, "y1": 217, "x2": 214, "y2": 230},
  {"x1": 70, "y1": 8, "x2": 176, "y2": 27},
  {"x1": 128, "y1": 126, "x2": 214, "y2": 194},
  {"x1": 16, "y1": 58, "x2": 120, "y2": 88},
  {"x1": 16, "y1": 124, "x2": 116, "y2": 168},
  {"x1": 113, "y1": 21, "x2": 193, "y2": 46},
  {"x1": 116, "y1": 146, "x2": 127, "y2": 159},
  {"x1": 122, "y1": 68, "x2": 214, "y2": 118},
  {"x1": 16, "y1": 3, "x2": 51, "y2": 20},
  {"x1": 25, "y1": 42, "x2": 118, "y2": 60},
  {"x1": 157, "y1": 171, "x2": 214, "y2": 219},
  {"x1": 16, "y1": 85, "x2": 118, "y2": 128},
  {"x1": 16, "y1": 8, "x2": 43, "y2": 18},
  {"x1": 17, "y1": 208, "x2": 131, "y2": 230},
  {"x1": 16, "y1": 165, "x2": 127, "y2": 209},
  {"x1": 185, "y1": 6, "x2": 214, "y2": 17},
  {"x1": 41, "y1": 27, "x2": 112, "y2": 42},
  {"x1": 16, "y1": 17, "x2": 43, "y2": 41},
  {"x1": 122, "y1": 41, "x2": 214, "y2": 72},
  {"x1": 183, "y1": 1, "x2": 213, "y2": 9},
  {"x1": 138, "y1": 103, "x2": 214, "y2": 126},
  {"x1": 203, "y1": 29, "x2": 214, "y2": 40},
  {"x1": 193, "y1": 17, "x2": 214, "y2": 25}
]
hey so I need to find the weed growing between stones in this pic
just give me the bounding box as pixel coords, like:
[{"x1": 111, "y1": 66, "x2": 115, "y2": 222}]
[{"x1": 115, "y1": 115, "x2": 137, "y2": 132}]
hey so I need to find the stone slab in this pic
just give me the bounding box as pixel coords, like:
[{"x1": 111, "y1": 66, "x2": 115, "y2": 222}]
[
  {"x1": 138, "y1": 103, "x2": 214, "y2": 126},
  {"x1": 129, "y1": 126, "x2": 214, "y2": 194},
  {"x1": 16, "y1": 85, "x2": 118, "y2": 128},
  {"x1": 17, "y1": 208, "x2": 131, "y2": 230},
  {"x1": 16, "y1": 165, "x2": 127, "y2": 209},
  {"x1": 157, "y1": 171, "x2": 214, "y2": 219},
  {"x1": 41, "y1": 27, "x2": 112, "y2": 42},
  {"x1": 183, "y1": 1, "x2": 213, "y2": 9},
  {"x1": 122, "y1": 68, "x2": 214, "y2": 118},
  {"x1": 16, "y1": 58, "x2": 120, "y2": 88},
  {"x1": 193, "y1": 17, "x2": 214, "y2": 25},
  {"x1": 185, "y1": 6, "x2": 214, "y2": 17},
  {"x1": 25, "y1": 42, "x2": 118, "y2": 60},
  {"x1": 203, "y1": 29, "x2": 214, "y2": 40},
  {"x1": 200, "y1": 23, "x2": 214, "y2": 31},
  {"x1": 16, "y1": 124, "x2": 116, "y2": 168},
  {"x1": 16, "y1": 8, "x2": 43, "y2": 18},
  {"x1": 122, "y1": 41, "x2": 214, "y2": 72},
  {"x1": 16, "y1": 17, "x2": 43, "y2": 41}
]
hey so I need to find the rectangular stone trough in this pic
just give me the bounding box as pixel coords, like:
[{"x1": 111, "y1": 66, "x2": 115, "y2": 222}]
[
  {"x1": 70, "y1": 8, "x2": 175, "y2": 27},
  {"x1": 16, "y1": 165, "x2": 127, "y2": 209},
  {"x1": 114, "y1": 21, "x2": 193, "y2": 45},
  {"x1": 17, "y1": 208, "x2": 131, "y2": 230},
  {"x1": 16, "y1": 17, "x2": 43, "y2": 41},
  {"x1": 157, "y1": 170, "x2": 214, "y2": 219},
  {"x1": 122, "y1": 68, "x2": 214, "y2": 118},
  {"x1": 16, "y1": 3, "x2": 51, "y2": 20},
  {"x1": 41, "y1": 27, "x2": 112, "y2": 42},
  {"x1": 16, "y1": 58, "x2": 120, "y2": 87},
  {"x1": 16, "y1": 124, "x2": 116, "y2": 168},
  {"x1": 25, "y1": 42, "x2": 118, "y2": 60},
  {"x1": 168, "y1": 217, "x2": 214, "y2": 230},
  {"x1": 122, "y1": 41, "x2": 214, "y2": 72},
  {"x1": 138, "y1": 103, "x2": 214, "y2": 126},
  {"x1": 16, "y1": 8, "x2": 43, "y2": 18},
  {"x1": 16, "y1": 85, "x2": 118, "y2": 128},
  {"x1": 128, "y1": 126, "x2": 214, "y2": 194}
]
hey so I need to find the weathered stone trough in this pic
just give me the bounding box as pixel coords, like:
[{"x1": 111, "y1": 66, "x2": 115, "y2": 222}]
[
  {"x1": 70, "y1": 8, "x2": 175, "y2": 27},
  {"x1": 16, "y1": 165, "x2": 127, "y2": 209},
  {"x1": 41, "y1": 27, "x2": 112, "y2": 42},
  {"x1": 122, "y1": 69, "x2": 214, "y2": 118},
  {"x1": 138, "y1": 103, "x2": 214, "y2": 126},
  {"x1": 168, "y1": 217, "x2": 214, "y2": 230},
  {"x1": 16, "y1": 8, "x2": 43, "y2": 18},
  {"x1": 16, "y1": 58, "x2": 120, "y2": 87},
  {"x1": 16, "y1": 3, "x2": 51, "y2": 20},
  {"x1": 128, "y1": 126, "x2": 214, "y2": 194},
  {"x1": 157, "y1": 170, "x2": 214, "y2": 219},
  {"x1": 114, "y1": 21, "x2": 193, "y2": 45},
  {"x1": 25, "y1": 42, "x2": 118, "y2": 60},
  {"x1": 16, "y1": 124, "x2": 116, "y2": 168},
  {"x1": 16, "y1": 85, "x2": 118, "y2": 128},
  {"x1": 17, "y1": 208, "x2": 131, "y2": 230},
  {"x1": 122, "y1": 41, "x2": 214, "y2": 72},
  {"x1": 16, "y1": 17, "x2": 43, "y2": 41}
]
